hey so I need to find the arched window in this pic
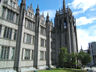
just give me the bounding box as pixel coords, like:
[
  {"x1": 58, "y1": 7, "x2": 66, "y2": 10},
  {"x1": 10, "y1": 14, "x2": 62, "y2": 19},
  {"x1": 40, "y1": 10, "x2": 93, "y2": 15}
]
[{"x1": 64, "y1": 22, "x2": 67, "y2": 29}]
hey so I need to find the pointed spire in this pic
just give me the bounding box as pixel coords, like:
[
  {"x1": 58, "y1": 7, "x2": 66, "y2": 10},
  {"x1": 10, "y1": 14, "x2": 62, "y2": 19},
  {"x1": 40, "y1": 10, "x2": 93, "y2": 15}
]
[
  {"x1": 36, "y1": 4, "x2": 40, "y2": 15},
  {"x1": 51, "y1": 19, "x2": 52, "y2": 22},
  {"x1": 80, "y1": 46, "x2": 83, "y2": 52},
  {"x1": 47, "y1": 13, "x2": 49, "y2": 17},
  {"x1": 27, "y1": 6, "x2": 29, "y2": 9},
  {"x1": 21, "y1": 0, "x2": 26, "y2": 4},
  {"x1": 37, "y1": 4, "x2": 39, "y2": 10},
  {"x1": 59, "y1": 8, "x2": 60, "y2": 12},
  {"x1": 42, "y1": 12, "x2": 44, "y2": 17},
  {"x1": 46, "y1": 13, "x2": 49, "y2": 22},
  {"x1": 63, "y1": 0, "x2": 66, "y2": 12},
  {"x1": 30, "y1": 3, "x2": 33, "y2": 10},
  {"x1": 20, "y1": 0, "x2": 26, "y2": 10}
]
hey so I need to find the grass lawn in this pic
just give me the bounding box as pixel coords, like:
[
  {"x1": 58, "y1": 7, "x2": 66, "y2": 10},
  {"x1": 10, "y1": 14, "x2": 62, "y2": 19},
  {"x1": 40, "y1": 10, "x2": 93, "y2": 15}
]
[{"x1": 38, "y1": 68, "x2": 87, "y2": 72}]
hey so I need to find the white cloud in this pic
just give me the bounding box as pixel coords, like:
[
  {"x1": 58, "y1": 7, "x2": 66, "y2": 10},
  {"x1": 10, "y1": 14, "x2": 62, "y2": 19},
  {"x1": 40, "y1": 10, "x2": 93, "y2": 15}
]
[
  {"x1": 40, "y1": 10, "x2": 56, "y2": 19},
  {"x1": 69, "y1": 0, "x2": 96, "y2": 12},
  {"x1": 90, "y1": 25, "x2": 96, "y2": 30},
  {"x1": 90, "y1": 8, "x2": 96, "y2": 11},
  {"x1": 73, "y1": 10, "x2": 83, "y2": 15},
  {"x1": 77, "y1": 28, "x2": 96, "y2": 51},
  {"x1": 76, "y1": 17, "x2": 96, "y2": 26}
]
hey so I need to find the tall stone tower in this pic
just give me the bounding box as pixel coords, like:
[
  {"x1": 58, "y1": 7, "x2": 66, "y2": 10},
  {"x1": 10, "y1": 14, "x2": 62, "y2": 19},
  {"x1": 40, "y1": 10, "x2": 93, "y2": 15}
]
[
  {"x1": 14, "y1": 0, "x2": 26, "y2": 71},
  {"x1": 51, "y1": 0, "x2": 78, "y2": 66}
]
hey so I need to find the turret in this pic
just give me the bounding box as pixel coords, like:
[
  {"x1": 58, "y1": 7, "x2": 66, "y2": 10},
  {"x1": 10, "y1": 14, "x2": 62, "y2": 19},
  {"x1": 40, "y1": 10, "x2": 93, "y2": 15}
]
[
  {"x1": 46, "y1": 13, "x2": 50, "y2": 22},
  {"x1": 63, "y1": 0, "x2": 66, "y2": 13},
  {"x1": 36, "y1": 4, "x2": 40, "y2": 15},
  {"x1": 30, "y1": 3, "x2": 33, "y2": 10},
  {"x1": 21, "y1": 0, "x2": 26, "y2": 6}
]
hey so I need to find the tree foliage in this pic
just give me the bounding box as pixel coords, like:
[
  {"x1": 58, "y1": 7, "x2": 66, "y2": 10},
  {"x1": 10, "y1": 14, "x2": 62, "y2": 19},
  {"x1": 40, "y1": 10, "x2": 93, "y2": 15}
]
[
  {"x1": 59, "y1": 47, "x2": 91, "y2": 68},
  {"x1": 59, "y1": 47, "x2": 68, "y2": 67},
  {"x1": 59, "y1": 47, "x2": 77, "y2": 68},
  {"x1": 77, "y1": 51, "x2": 91, "y2": 66}
]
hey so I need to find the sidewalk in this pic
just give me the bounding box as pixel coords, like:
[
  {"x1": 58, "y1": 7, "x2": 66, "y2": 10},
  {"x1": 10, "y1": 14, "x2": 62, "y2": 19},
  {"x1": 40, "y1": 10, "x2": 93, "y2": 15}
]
[{"x1": 84, "y1": 67, "x2": 96, "y2": 72}]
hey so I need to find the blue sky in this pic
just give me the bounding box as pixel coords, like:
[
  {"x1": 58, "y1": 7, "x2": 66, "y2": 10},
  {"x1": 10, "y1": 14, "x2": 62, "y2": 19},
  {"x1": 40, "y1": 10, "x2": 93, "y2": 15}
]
[{"x1": 19, "y1": 0, "x2": 96, "y2": 50}]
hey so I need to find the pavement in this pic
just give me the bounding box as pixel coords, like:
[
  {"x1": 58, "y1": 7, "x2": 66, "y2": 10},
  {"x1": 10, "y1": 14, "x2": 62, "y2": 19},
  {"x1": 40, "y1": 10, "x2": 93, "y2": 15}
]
[{"x1": 84, "y1": 67, "x2": 96, "y2": 72}]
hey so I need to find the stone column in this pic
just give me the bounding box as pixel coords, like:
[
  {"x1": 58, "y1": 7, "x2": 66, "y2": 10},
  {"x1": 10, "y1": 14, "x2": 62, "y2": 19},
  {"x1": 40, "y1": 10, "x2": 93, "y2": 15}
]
[
  {"x1": 66, "y1": 15, "x2": 72, "y2": 53},
  {"x1": 55, "y1": 17, "x2": 60, "y2": 66},
  {"x1": 46, "y1": 20, "x2": 52, "y2": 68},
  {"x1": 33, "y1": 6, "x2": 40, "y2": 68},
  {"x1": 70, "y1": 18, "x2": 76, "y2": 53},
  {"x1": 14, "y1": 0, "x2": 26, "y2": 72},
  {"x1": 0, "y1": 46, "x2": 2, "y2": 59}
]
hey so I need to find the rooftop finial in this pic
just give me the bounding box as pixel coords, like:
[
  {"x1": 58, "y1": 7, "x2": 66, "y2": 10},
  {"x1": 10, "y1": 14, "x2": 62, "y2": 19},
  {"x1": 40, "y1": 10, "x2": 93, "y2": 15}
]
[
  {"x1": 30, "y1": 3, "x2": 33, "y2": 10},
  {"x1": 63, "y1": 0, "x2": 66, "y2": 12},
  {"x1": 47, "y1": 13, "x2": 49, "y2": 17},
  {"x1": 46, "y1": 12, "x2": 49, "y2": 21},
  {"x1": 36, "y1": 4, "x2": 40, "y2": 15},
  {"x1": 37, "y1": 4, "x2": 39, "y2": 9},
  {"x1": 21, "y1": 0, "x2": 26, "y2": 4}
]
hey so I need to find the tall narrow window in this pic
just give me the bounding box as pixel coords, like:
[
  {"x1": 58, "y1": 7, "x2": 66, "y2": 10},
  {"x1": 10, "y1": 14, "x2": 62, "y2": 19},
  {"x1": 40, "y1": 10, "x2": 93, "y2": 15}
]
[
  {"x1": 10, "y1": 47, "x2": 15, "y2": 60},
  {"x1": 64, "y1": 22, "x2": 67, "y2": 29},
  {"x1": 24, "y1": 49, "x2": 30, "y2": 60},
  {"x1": 33, "y1": 23, "x2": 35, "y2": 31},
  {"x1": 26, "y1": 34, "x2": 32, "y2": 44},
  {"x1": 32, "y1": 36, "x2": 35, "y2": 44},
  {"x1": 1, "y1": 46, "x2": 10, "y2": 60},
  {"x1": 41, "y1": 38, "x2": 44, "y2": 47},
  {"x1": 13, "y1": 30, "x2": 17, "y2": 40},
  {"x1": 0, "y1": 25, "x2": 2, "y2": 36},
  {"x1": 16, "y1": 14, "x2": 19, "y2": 24},
  {"x1": 2, "y1": 7, "x2": 6, "y2": 19},
  {"x1": 31, "y1": 50, "x2": 34, "y2": 60},
  {"x1": 45, "y1": 40, "x2": 47, "y2": 48},
  {"x1": 7, "y1": 9, "x2": 15, "y2": 22},
  {"x1": 4, "y1": 27, "x2": 12, "y2": 40},
  {"x1": 40, "y1": 51, "x2": 44, "y2": 60},
  {"x1": 9, "y1": 28, "x2": 12, "y2": 39},
  {"x1": 40, "y1": 26, "x2": 46, "y2": 36},
  {"x1": 25, "y1": 19, "x2": 35, "y2": 31}
]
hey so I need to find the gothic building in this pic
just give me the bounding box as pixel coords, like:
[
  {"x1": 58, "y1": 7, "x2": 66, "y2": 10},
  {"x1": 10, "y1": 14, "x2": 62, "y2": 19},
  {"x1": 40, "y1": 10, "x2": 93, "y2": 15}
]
[
  {"x1": 51, "y1": 0, "x2": 78, "y2": 66},
  {"x1": 0, "y1": 0, "x2": 78, "y2": 72},
  {"x1": 0, "y1": 0, "x2": 52, "y2": 72}
]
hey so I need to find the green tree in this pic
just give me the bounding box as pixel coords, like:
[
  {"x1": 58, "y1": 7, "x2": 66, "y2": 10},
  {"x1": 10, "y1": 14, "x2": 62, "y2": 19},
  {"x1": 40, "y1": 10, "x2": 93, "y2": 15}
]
[
  {"x1": 59, "y1": 47, "x2": 77, "y2": 68},
  {"x1": 59, "y1": 47, "x2": 68, "y2": 67},
  {"x1": 77, "y1": 51, "x2": 91, "y2": 67},
  {"x1": 70, "y1": 53, "x2": 77, "y2": 68}
]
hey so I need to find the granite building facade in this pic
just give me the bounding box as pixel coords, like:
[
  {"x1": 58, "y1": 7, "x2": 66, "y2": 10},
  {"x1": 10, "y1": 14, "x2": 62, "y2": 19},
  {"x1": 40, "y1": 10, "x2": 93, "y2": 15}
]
[
  {"x1": 51, "y1": 0, "x2": 78, "y2": 66},
  {"x1": 0, "y1": 0, "x2": 78, "y2": 72},
  {"x1": 0, "y1": 0, "x2": 52, "y2": 72},
  {"x1": 89, "y1": 42, "x2": 96, "y2": 66}
]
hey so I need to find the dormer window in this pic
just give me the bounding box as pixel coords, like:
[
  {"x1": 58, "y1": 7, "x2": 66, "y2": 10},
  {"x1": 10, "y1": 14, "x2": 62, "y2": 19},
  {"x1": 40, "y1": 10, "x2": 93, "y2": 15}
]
[
  {"x1": 40, "y1": 26, "x2": 46, "y2": 36},
  {"x1": 28, "y1": 12, "x2": 34, "y2": 18},
  {"x1": 29, "y1": 12, "x2": 32, "y2": 16},
  {"x1": 41, "y1": 19, "x2": 45, "y2": 25},
  {"x1": 10, "y1": 0, "x2": 16, "y2": 8}
]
